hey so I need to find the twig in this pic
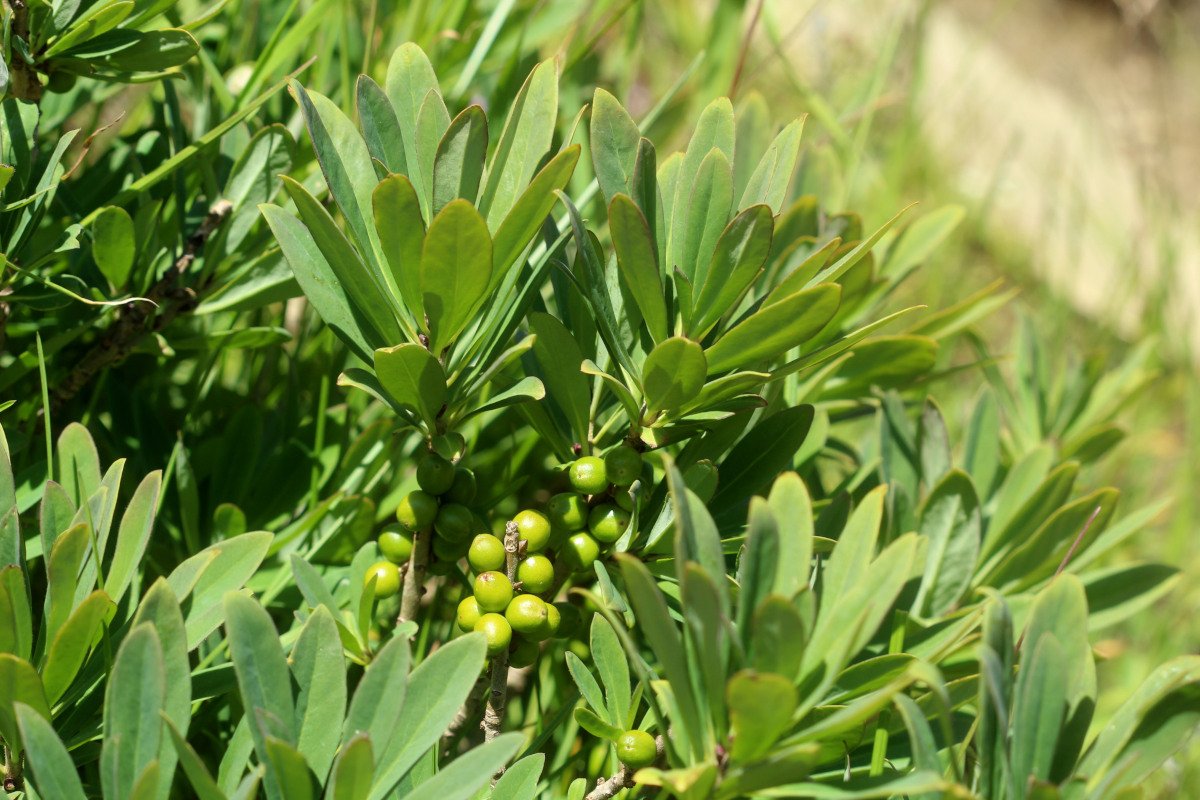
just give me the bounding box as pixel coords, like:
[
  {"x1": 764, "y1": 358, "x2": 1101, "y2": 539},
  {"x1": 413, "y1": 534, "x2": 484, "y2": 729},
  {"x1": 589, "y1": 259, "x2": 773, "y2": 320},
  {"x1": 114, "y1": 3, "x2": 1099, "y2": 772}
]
[
  {"x1": 5, "y1": 0, "x2": 42, "y2": 103},
  {"x1": 398, "y1": 527, "x2": 431, "y2": 625},
  {"x1": 481, "y1": 521, "x2": 521, "y2": 750},
  {"x1": 50, "y1": 200, "x2": 233, "y2": 412},
  {"x1": 728, "y1": 0, "x2": 766, "y2": 100},
  {"x1": 585, "y1": 736, "x2": 665, "y2": 800}
]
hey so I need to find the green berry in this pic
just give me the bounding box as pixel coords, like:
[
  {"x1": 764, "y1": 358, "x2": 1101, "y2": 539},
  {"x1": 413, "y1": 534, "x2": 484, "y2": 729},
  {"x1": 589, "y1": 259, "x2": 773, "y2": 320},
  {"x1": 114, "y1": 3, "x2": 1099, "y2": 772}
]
[
  {"x1": 434, "y1": 503, "x2": 475, "y2": 542},
  {"x1": 474, "y1": 613, "x2": 512, "y2": 656},
  {"x1": 604, "y1": 445, "x2": 642, "y2": 487},
  {"x1": 468, "y1": 533, "x2": 507, "y2": 573},
  {"x1": 46, "y1": 71, "x2": 77, "y2": 94},
  {"x1": 508, "y1": 638, "x2": 540, "y2": 669},
  {"x1": 378, "y1": 525, "x2": 414, "y2": 563},
  {"x1": 364, "y1": 561, "x2": 401, "y2": 599},
  {"x1": 432, "y1": 534, "x2": 466, "y2": 562},
  {"x1": 543, "y1": 601, "x2": 562, "y2": 638},
  {"x1": 561, "y1": 532, "x2": 600, "y2": 572},
  {"x1": 473, "y1": 571, "x2": 514, "y2": 613},
  {"x1": 552, "y1": 602, "x2": 582, "y2": 639},
  {"x1": 446, "y1": 467, "x2": 477, "y2": 504},
  {"x1": 615, "y1": 730, "x2": 657, "y2": 769},
  {"x1": 417, "y1": 452, "x2": 456, "y2": 495},
  {"x1": 457, "y1": 596, "x2": 482, "y2": 632},
  {"x1": 588, "y1": 503, "x2": 631, "y2": 544},
  {"x1": 505, "y1": 593, "x2": 549, "y2": 638},
  {"x1": 514, "y1": 509, "x2": 552, "y2": 553},
  {"x1": 546, "y1": 492, "x2": 589, "y2": 532},
  {"x1": 568, "y1": 456, "x2": 608, "y2": 495},
  {"x1": 396, "y1": 490, "x2": 439, "y2": 531},
  {"x1": 517, "y1": 554, "x2": 555, "y2": 594}
]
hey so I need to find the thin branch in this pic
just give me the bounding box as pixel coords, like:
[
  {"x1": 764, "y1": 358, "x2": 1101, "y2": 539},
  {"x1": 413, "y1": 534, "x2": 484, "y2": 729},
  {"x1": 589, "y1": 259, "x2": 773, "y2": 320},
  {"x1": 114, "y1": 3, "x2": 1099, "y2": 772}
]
[
  {"x1": 398, "y1": 527, "x2": 431, "y2": 625},
  {"x1": 728, "y1": 0, "x2": 766, "y2": 100},
  {"x1": 481, "y1": 521, "x2": 521, "y2": 751},
  {"x1": 585, "y1": 736, "x2": 665, "y2": 800},
  {"x1": 5, "y1": 0, "x2": 42, "y2": 103},
  {"x1": 50, "y1": 200, "x2": 233, "y2": 412}
]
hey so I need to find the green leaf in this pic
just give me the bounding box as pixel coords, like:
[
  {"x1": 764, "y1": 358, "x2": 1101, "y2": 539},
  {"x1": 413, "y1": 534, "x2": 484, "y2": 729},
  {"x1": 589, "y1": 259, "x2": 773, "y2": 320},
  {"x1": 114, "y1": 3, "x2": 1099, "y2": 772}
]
[
  {"x1": 912, "y1": 470, "x2": 981, "y2": 618},
  {"x1": 668, "y1": 97, "x2": 735, "y2": 282},
  {"x1": 691, "y1": 205, "x2": 774, "y2": 338},
  {"x1": 45, "y1": 2, "x2": 135, "y2": 57},
  {"x1": 478, "y1": 59, "x2": 558, "y2": 230},
  {"x1": 710, "y1": 406, "x2": 815, "y2": 528},
  {"x1": 766, "y1": 473, "x2": 813, "y2": 599},
  {"x1": 0, "y1": 654, "x2": 50, "y2": 758},
  {"x1": 749, "y1": 595, "x2": 809, "y2": 679},
  {"x1": 432, "y1": 105, "x2": 487, "y2": 214},
  {"x1": 132, "y1": 580, "x2": 189, "y2": 800},
  {"x1": 101, "y1": 624, "x2": 166, "y2": 800},
  {"x1": 169, "y1": 531, "x2": 272, "y2": 648},
  {"x1": 590, "y1": 88, "x2": 641, "y2": 205},
  {"x1": 291, "y1": 606, "x2": 346, "y2": 780},
  {"x1": 41, "y1": 589, "x2": 114, "y2": 704},
  {"x1": 737, "y1": 498, "x2": 780, "y2": 638},
  {"x1": 491, "y1": 753, "x2": 545, "y2": 800},
  {"x1": 739, "y1": 119, "x2": 805, "y2": 213},
  {"x1": 566, "y1": 651, "x2": 608, "y2": 722},
  {"x1": 91, "y1": 206, "x2": 136, "y2": 286},
  {"x1": 404, "y1": 732, "x2": 522, "y2": 800},
  {"x1": 370, "y1": 634, "x2": 487, "y2": 799},
  {"x1": 755, "y1": 770, "x2": 951, "y2": 799},
  {"x1": 822, "y1": 485, "x2": 886, "y2": 609},
  {"x1": 680, "y1": 148, "x2": 734, "y2": 292},
  {"x1": 574, "y1": 706, "x2": 623, "y2": 741},
  {"x1": 727, "y1": 670, "x2": 798, "y2": 762},
  {"x1": 16, "y1": 703, "x2": 87, "y2": 800},
  {"x1": 385, "y1": 43, "x2": 442, "y2": 218},
  {"x1": 457, "y1": 376, "x2": 545, "y2": 421},
  {"x1": 414, "y1": 90, "x2": 452, "y2": 213},
  {"x1": 265, "y1": 737, "x2": 316, "y2": 800},
  {"x1": 327, "y1": 734, "x2": 373, "y2": 800},
  {"x1": 0, "y1": 424, "x2": 18, "y2": 570},
  {"x1": 1081, "y1": 562, "x2": 1180, "y2": 632},
  {"x1": 342, "y1": 635, "x2": 409, "y2": 751},
  {"x1": 44, "y1": 522, "x2": 90, "y2": 647},
  {"x1": 104, "y1": 469, "x2": 162, "y2": 604},
  {"x1": 58, "y1": 29, "x2": 199, "y2": 71},
  {"x1": 882, "y1": 205, "x2": 965, "y2": 279},
  {"x1": 529, "y1": 312, "x2": 590, "y2": 443},
  {"x1": 590, "y1": 615, "x2": 631, "y2": 730},
  {"x1": 164, "y1": 716, "x2": 226, "y2": 800},
  {"x1": 419, "y1": 199, "x2": 493, "y2": 352},
  {"x1": 704, "y1": 284, "x2": 841, "y2": 374},
  {"x1": 372, "y1": 173, "x2": 425, "y2": 326},
  {"x1": 1011, "y1": 633, "x2": 1067, "y2": 787},
  {"x1": 0, "y1": 565, "x2": 32, "y2": 659},
  {"x1": 373, "y1": 344, "x2": 447, "y2": 432},
  {"x1": 55, "y1": 422, "x2": 101, "y2": 508},
  {"x1": 823, "y1": 335, "x2": 939, "y2": 399},
  {"x1": 609, "y1": 194, "x2": 668, "y2": 343},
  {"x1": 357, "y1": 75, "x2": 407, "y2": 176},
  {"x1": 644, "y1": 337, "x2": 706, "y2": 415}
]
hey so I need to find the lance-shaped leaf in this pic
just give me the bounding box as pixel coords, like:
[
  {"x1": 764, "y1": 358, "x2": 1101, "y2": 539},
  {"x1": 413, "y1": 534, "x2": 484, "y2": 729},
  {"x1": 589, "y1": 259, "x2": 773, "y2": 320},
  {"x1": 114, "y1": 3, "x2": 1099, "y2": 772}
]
[
  {"x1": 529, "y1": 312, "x2": 589, "y2": 443},
  {"x1": 667, "y1": 97, "x2": 735, "y2": 280},
  {"x1": 691, "y1": 204, "x2": 774, "y2": 338},
  {"x1": 16, "y1": 704, "x2": 87, "y2": 800},
  {"x1": 385, "y1": 43, "x2": 443, "y2": 218},
  {"x1": 372, "y1": 173, "x2": 425, "y2": 327},
  {"x1": 591, "y1": 88, "x2": 640, "y2": 204},
  {"x1": 727, "y1": 670, "x2": 798, "y2": 762},
  {"x1": 418, "y1": 199, "x2": 493, "y2": 353},
  {"x1": 643, "y1": 337, "x2": 706, "y2": 416},
  {"x1": 41, "y1": 590, "x2": 114, "y2": 704},
  {"x1": 101, "y1": 625, "x2": 166, "y2": 800},
  {"x1": 739, "y1": 118, "x2": 805, "y2": 213},
  {"x1": 357, "y1": 75, "x2": 407, "y2": 175},
  {"x1": 373, "y1": 344, "x2": 446, "y2": 432},
  {"x1": 432, "y1": 105, "x2": 487, "y2": 214},
  {"x1": 0, "y1": 654, "x2": 50, "y2": 758},
  {"x1": 680, "y1": 148, "x2": 733, "y2": 290},
  {"x1": 92, "y1": 206, "x2": 136, "y2": 287},
  {"x1": 704, "y1": 284, "x2": 841, "y2": 375},
  {"x1": 912, "y1": 470, "x2": 981, "y2": 618},
  {"x1": 609, "y1": 194, "x2": 668, "y2": 343}
]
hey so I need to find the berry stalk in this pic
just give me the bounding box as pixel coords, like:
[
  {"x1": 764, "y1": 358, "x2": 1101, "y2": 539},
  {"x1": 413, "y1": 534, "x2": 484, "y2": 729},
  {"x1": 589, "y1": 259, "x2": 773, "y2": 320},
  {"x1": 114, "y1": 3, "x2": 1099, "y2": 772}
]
[{"x1": 481, "y1": 521, "x2": 521, "y2": 748}]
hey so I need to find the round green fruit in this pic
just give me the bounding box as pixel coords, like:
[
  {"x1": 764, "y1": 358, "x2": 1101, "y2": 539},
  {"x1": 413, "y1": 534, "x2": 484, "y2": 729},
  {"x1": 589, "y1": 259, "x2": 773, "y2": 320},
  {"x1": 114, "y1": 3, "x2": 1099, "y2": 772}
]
[
  {"x1": 417, "y1": 452, "x2": 456, "y2": 495},
  {"x1": 505, "y1": 593, "x2": 549, "y2": 638},
  {"x1": 473, "y1": 571, "x2": 514, "y2": 612},
  {"x1": 378, "y1": 525, "x2": 414, "y2": 563},
  {"x1": 546, "y1": 492, "x2": 589, "y2": 532},
  {"x1": 457, "y1": 596, "x2": 482, "y2": 632},
  {"x1": 468, "y1": 533, "x2": 507, "y2": 573},
  {"x1": 517, "y1": 554, "x2": 555, "y2": 594},
  {"x1": 587, "y1": 503, "x2": 631, "y2": 544},
  {"x1": 615, "y1": 730, "x2": 657, "y2": 769},
  {"x1": 364, "y1": 561, "x2": 400, "y2": 599},
  {"x1": 434, "y1": 503, "x2": 475, "y2": 542},
  {"x1": 396, "y1": 490, "x2": 438, "y2": 531},
  {"x1": 568, "y1": 456, "x2": 608, "y2": 495},
  {"x1": 561, "y1": 532, "x2": 600, "y2": 572},
  {"x1": 513, "y1": 509, "x2": 552, "y2": 553},
  {"x1": 446, "y1": 467, "x2": 477, "y2": 504},
  {"x1": 604, "y1": 445, "x2": 642, "y2": 487},
  {"x1": 508, "y1": 638, "x2": 540, "y2": 669},
  {"x1": 474, "y1": 613, "x2": 512, "y2": 656},
  {"x1": 543, "y1": 601, "x2": 562, "y2": 638},
  {"x1": 46, "y1": 71, "x2": 78, "y2": 94}
]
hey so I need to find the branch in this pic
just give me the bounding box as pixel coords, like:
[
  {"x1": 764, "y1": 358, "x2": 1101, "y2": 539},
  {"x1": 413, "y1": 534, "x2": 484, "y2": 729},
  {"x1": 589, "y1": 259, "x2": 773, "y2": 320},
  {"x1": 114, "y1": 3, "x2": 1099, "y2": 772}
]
[
  {"x1": 481, "y1": 521, "x2": 521, "y2": 749},
  {"x1": 398, "y1": 527, "x2": 431, "y2": 625},
  {"x1": 585, "y1": 736, "x2": 665, "y2": 800},
  {"x1": 51, "y1": 200, "x2": 232, "y2": 411},
  {"x1": 5, "y1": 0, "x2": 42, "y2": 103}
]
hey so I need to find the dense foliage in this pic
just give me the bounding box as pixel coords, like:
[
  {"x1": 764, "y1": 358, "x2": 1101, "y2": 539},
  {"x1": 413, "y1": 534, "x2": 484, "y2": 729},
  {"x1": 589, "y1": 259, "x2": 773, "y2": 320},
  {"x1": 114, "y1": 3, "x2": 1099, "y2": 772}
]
[{"x1": 1, "y1": 1, "x2": 1196, "y2": 798}]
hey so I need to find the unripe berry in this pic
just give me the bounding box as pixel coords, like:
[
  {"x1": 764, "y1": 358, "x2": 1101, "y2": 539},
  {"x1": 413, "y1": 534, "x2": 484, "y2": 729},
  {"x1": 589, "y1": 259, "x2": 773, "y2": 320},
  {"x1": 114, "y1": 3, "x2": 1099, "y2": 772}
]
[
  {"x1": 417, "y1": 452, "x2": 456, "y2": 495},
  {"x1": 587, "y1": 503, "x2": 631, "y2": 544},
  {"x1": 474, "y1": 613, "x2": 512, "y2": 656},
  {"x1": 568, "y1": 456, "x2": 608, "y2": 495},
  {"x1": 514, "y1": 509, "x2": 552, "y2": 553},
  {"x1": 543, "y1": 601, "x2": 562, "y2": 638},
  {"x1": 508, "y1": 638, "x2": 540, "y2": 669},
  {"x1": 505, "y1": 593, "x2": 549, "y2": 638},
  {"x1": 457, "y1": 596, "x2": 482, "y2": 632},
  {"x1": 473, "y1": 571, "x2": 514, "y2": 612},
  {"x1": 517, "y1": 554, "x2": 555, "y2": 594},
  {"x1": 396, "y1": 490, "x2": 438, "y2": 531},
  {"x1": 615, "y1": 730, "x2": 657, "y2": 769},
  {"x1": 546, "y1": 492, "x2": 589, "y2": 532},
  {"x1": 434, "y1": 503, "x2": 475, "y2": 542},
  {"x1": 446, "y1": 467, "x2": 477, "y2": 504},
  {"x1": 468, "y1": 533, "x2": 507, "y2": 574},
  {"x1": 604, "y1": 445, "x2": 642, "y2": 487},
  {"x1": 364, "y1": 561, "x2": 400, "y2": 599},
  {"x1": 561, "y1": 532, "x2": 600, "y2": 572},
  {"x1": 378, "y1": 525, "x2": 414, "y2": 563}
]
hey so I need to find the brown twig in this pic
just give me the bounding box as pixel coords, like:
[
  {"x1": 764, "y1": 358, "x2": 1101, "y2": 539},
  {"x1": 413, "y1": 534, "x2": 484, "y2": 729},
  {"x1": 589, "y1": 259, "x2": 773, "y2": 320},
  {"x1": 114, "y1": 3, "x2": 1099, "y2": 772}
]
[
  {"x1": 585, "y1": 736, "x2": 665, "y2": 800},
  {"x1": 50, "y1": 200, "x2": 233, "y2": 412},
  {"x1": 5, "y1": 0, "x2": 42, "y2": 103},
  {"x1": 398, "y1": 527, "x2": 431, "y2": 625},
  {"x1": 481, "y1": 521, "x2": 521, "y2": 752}
]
